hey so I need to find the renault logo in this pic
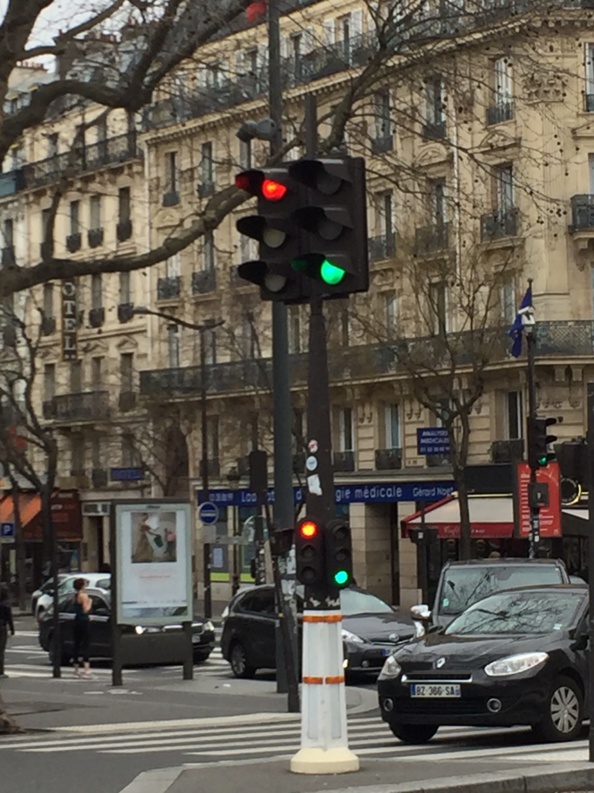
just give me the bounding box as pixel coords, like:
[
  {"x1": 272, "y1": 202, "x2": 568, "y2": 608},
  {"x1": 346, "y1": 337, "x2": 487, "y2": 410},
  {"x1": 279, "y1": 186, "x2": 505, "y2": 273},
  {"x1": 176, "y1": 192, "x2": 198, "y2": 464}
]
[
  {"x1": 435, "y1": 657, "x2": 446, "y2": 669},
  {"x1": 389, "y1": 633, "x2": 397, "y2": 642}
]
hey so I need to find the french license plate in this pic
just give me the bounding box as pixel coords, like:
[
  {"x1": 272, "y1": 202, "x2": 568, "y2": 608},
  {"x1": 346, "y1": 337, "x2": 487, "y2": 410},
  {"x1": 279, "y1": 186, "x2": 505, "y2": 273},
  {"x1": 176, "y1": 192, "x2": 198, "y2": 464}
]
[{"x1": 410, "y1": 683, "x2": 461, "y2": 698}]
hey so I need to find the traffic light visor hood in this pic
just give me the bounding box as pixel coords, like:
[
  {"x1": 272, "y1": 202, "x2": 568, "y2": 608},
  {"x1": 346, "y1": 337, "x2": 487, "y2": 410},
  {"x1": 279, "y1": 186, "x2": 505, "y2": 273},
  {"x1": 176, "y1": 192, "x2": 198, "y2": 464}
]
[{"x1": 288, "y1": 159, "x2": 344, "y2": 195}]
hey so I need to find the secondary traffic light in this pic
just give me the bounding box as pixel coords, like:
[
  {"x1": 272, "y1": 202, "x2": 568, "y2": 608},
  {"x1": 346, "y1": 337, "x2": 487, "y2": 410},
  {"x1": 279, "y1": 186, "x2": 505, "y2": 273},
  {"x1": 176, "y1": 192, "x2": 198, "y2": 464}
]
[
  {"x1": 295, "y1": 517, "x2": 325, "y2": 586},
  {"x1": 235, "y1": 167, "x2": 305, "y2": 302},
  {"x1": 288, "y1": 157, "x2": 368, "y2": 299},
  {"x1": 325, "y1": 518, "x2": 353, "y2": 589},
  {"x1": 528, "y1": 416, "x2": 558, "y2": 469}
]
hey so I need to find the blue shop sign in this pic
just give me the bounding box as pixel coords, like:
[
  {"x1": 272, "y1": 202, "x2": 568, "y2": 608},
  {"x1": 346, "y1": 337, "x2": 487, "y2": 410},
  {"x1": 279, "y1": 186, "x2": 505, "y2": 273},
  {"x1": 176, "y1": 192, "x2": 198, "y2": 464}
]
[{"x1": 198, "y1": 481, "x2": 454, "y2": 507}]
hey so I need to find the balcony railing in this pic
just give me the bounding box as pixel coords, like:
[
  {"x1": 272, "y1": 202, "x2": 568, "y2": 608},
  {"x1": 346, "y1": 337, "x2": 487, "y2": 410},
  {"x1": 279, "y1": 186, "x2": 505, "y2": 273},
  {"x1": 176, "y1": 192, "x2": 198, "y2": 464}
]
[
  {"x1": 486, "y1": 102, "x2": 514, "y2": 126},
  {"x1": 21, "y1": 132, "x2": 142, "y2": 190},
  {"x1": 197, "y1": 182, "x2": 215, "y2": 199},
  {"x1": 48, "y1": 391, "x2": 110, "y2": 422},
  {"x1": 91, "y1": 469, "x2": 109, "y2": 488},
  {"x1": 118, "y1": 391, "x2": 136, "y2": 412},
  {"x1": 480, "y1": 208, "x2": 518, "y2": 241},
  {"x1": 1, "y1": 246, "x2": 15, "y2": 267},
  {"x1": 375, "y1": 448, "x2": 403, "y2": 470},
  {"x1": 369, "y1": 233, "x2": 396, "y2": 262},
  {"x1": 66, "y1": 233, "x2": 81, "y2": 253},
  {"x1": 570, "y1": 195, "x2": 594, "y2": 231},
  {"x1": 117, "y1": 219, "x2": 133, "y2": 242},
  {"x1": 371, "y1": 135, "x2": 393, "y2": 154},
  {"x1": 422, "y1": 121, "x2": 446, "y2": 141},
  {"x1": 139, "y1": 321, "x2": 594, "y2": 400},
  {"x1": 162, "y1": 190, "x2": 179, "y2": 207},
  {"x1": 41, "y1": 316, "x2": 56, "y2": 336},
  {"x1": 333, "y1": 451, "x2": 355, "y2": 472},
  {"x1": 88, "y1": 227, "x2": 104, "y2": 248},
  {"x1": 118, "y1": 302, "x2": 134, "y2": 323},
  {"x1": 586, "y1": 94, "x2": 594, "y2": 112},
  {"x1": 415, "y1": 222, "x2": 449, "y2": 255},
  {"x1": 157, "y1": 276, "x2": 181, "y2": 300},
  {"x1": 192, "y1": 269, "x2": 216, "y2": 294}
]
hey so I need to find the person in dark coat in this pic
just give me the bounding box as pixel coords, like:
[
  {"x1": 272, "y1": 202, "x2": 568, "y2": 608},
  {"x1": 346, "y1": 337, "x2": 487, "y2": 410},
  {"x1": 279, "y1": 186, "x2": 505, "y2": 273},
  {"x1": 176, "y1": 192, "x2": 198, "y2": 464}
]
[{"x1": 0, "y1": 588, "x2": 15, "y2": 678}]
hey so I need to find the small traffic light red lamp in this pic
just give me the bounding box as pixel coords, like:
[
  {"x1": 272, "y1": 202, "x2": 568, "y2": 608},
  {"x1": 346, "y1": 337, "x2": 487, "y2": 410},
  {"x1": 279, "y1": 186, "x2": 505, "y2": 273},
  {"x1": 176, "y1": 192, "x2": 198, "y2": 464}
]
[{"x1": 295, "y1": 517, "x2": 325, "y2": 586}]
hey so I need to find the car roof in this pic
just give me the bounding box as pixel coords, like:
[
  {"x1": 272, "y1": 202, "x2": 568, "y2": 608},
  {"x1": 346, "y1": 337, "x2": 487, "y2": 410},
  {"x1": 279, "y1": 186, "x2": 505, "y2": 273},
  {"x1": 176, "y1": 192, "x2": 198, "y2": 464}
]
[
  {"x1": 475, "y1": 583, "x2": 586, "y2": 595},
  {"x1": 443, "y1": 558, "x2": 566, "y2": 567}
]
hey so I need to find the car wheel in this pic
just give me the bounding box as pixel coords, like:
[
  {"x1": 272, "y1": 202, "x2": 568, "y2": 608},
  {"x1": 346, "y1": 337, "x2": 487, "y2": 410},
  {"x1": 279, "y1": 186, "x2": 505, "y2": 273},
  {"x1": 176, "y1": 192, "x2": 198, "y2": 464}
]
[
  {"x1": 229, "y1": 641, "x2": 256, "y2": 679},
  {"x1": 389, "y1": 723, "x2": 439, "y2": 744},
  {"x1": 193, "y1": 652, "x2": 211, "y2": 664},
  {"x1": 533, "y1": 675, "x2": 583, "y2": 742}
]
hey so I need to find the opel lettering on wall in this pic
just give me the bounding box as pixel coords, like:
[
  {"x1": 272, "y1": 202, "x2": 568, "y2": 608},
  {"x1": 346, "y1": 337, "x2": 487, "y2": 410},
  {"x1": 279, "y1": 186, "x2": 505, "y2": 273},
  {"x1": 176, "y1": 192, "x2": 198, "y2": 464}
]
[{"x1": 62, "y1": 278, "x2": 78, "y2": 361}]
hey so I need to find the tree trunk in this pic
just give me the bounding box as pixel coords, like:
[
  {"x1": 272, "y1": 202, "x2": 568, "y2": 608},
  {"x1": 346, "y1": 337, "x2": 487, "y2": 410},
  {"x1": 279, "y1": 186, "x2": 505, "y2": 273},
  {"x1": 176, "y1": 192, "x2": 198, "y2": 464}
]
[
  {"x1": 457, "y1": 471, "x2": 472, "y2": 560},
  {"x1": 12, "y1": 481, "x2": 27, "y2": 612}
]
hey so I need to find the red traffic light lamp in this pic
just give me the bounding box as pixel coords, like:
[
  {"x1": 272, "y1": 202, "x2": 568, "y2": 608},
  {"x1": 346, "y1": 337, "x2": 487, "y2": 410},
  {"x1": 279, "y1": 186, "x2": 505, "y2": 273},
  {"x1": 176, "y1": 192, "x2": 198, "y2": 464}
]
[
  {"x1": 295, "y1": 517, "x2": 325, "y2": 586},
  {"x1": 235, "y1": 170, "x2": 288, "y2": 202}
]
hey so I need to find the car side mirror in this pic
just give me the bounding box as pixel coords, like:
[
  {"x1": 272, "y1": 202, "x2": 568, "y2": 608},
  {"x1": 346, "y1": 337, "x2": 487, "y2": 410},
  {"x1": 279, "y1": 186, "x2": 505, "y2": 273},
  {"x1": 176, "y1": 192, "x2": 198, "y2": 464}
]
[
  {"x1": 411, "y1": 604, "x2": 431, "y2": 622},
  {"x1": 572, "y1": 633, "x2": 589, "y2": 651}
]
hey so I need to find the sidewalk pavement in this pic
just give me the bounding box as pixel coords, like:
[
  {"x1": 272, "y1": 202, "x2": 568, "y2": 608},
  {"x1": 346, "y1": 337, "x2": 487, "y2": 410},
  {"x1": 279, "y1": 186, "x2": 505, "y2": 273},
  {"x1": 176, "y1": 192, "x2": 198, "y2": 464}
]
[{"x1": 121, "y1": 758, "x2": 594, "y2": 793}]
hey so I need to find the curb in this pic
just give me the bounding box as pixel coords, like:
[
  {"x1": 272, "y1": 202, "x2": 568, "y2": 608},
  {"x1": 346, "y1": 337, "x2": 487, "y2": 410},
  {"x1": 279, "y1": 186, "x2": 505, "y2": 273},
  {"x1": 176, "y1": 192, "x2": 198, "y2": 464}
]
[{"x1": 118, "y1": 760, "x2": 594, "y2": 793}]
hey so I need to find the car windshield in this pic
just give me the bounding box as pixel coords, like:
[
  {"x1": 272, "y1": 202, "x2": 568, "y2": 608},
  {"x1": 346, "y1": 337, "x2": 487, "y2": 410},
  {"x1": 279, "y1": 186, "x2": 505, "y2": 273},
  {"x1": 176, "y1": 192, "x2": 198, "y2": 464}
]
[
  {"x1": 445, "y1": 590, "x2": 584, "y2": 636},
  {"x1": 438, "y1": 565, "x2": 564, "y2": 616},
  {"x1": 339, "y1": 588, "x2": 393, "y2": 616}
]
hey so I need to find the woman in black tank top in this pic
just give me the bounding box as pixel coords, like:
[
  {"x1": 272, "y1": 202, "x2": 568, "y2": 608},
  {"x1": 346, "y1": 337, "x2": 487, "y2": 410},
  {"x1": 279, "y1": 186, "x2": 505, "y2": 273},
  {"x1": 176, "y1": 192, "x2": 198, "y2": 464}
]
[{"x1": 72, "y1": 578, "x2": 92, "y2": 679}]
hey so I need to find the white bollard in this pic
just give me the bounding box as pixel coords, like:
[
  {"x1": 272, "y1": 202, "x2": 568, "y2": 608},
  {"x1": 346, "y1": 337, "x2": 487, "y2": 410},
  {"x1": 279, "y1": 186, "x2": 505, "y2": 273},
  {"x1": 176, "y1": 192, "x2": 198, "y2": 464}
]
[{"x1": 290, "y1": 609, "x2": 360, "y2": 774}]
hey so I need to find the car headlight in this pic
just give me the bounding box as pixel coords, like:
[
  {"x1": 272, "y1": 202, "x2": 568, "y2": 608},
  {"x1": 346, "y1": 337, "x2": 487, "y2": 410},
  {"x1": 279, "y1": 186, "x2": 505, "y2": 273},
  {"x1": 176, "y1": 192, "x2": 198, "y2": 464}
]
[
  {"x1": 203, "y1": 621, "x2": 215, "y2": 633},
  {"x1": 342, "y1": 629, "x2": 364, "y2": 644},
  {"x1": 221, "y1": 606, "x2": 229, "y2": 620},
  {"x1": 380, "y1": 655, "x2": 402, "y2": 679},
  {"x1": 484, "y1": 652, "x2": 548, "y2": 677},
  {"x1": 135, "y1": 626, "x2": 145, "y2": 635}
]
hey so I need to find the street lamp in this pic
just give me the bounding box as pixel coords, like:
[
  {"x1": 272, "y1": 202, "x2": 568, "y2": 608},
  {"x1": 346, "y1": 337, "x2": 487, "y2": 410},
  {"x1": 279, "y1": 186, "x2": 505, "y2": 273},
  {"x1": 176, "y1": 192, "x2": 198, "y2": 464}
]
[
  {"x1": 132, "y1": 306, "x2": 224, "y2": 619},
  {"x1": 226, "y1": 466, "x2": 241, "y2": 595}
]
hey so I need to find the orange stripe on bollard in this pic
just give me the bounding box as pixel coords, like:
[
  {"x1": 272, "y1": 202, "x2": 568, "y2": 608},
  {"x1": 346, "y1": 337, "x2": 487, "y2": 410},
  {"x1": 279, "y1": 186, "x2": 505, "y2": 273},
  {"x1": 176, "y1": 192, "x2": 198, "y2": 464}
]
[
  {"x1": 302, "y1": 676, "x2": 324, "y2": 684},
  {"x1": 302, "y1": 613, "x2": 343, "y2": 623}
]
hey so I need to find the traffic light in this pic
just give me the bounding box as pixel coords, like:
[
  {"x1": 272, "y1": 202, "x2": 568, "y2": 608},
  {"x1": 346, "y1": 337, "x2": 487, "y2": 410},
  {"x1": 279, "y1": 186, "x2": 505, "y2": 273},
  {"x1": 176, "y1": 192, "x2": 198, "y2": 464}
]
[
  {"x1": 295, "y1": 517, "x2": 325, "y2": 586},
  {"x1": 325, "y1": 518, "x2": 353, "y2": 589},
  {"x1": 528, "y1": 416, "x2": 558, "y2": 469},
  {"x1": 235, "y1": 167, "x2": 306, "y2": 302},
  {"x1": 288, "y1": 157, "x2": 368, "y2": 299}
]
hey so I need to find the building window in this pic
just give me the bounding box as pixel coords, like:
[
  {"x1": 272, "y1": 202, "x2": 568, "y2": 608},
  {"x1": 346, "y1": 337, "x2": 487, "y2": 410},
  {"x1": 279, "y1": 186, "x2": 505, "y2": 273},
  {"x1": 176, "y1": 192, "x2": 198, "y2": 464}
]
[
  {"x1": 493, "y1": 56, "x2": 512, "y2": 109},
  {"x1": 203, "y1": 231, "x2": 215, "y2": 271},
  {"x1": 91, "y1": 273, "x2": 102, "y2": 310},
  {"x1": 429, "y1": 282, "x2": 448, "y2": 336},
  {"x1": 239, "y1": 228, "x2": 257, "y2": 262},
  {"x1": 239, "y1": 139, "x2": 252, "y2": 169},
  {"x1": 122, "y1": 434, "x2": 141, "y2": 467},
  {"x1": 501, "y1": 280, "x2": 516, "y2": 325},
  {"x1": 41, "y1": 208, "x2": 51, "y2": 243},
  {"x1": 3, "y1": 218, "x2": 13, "y2": 248},
  {"x1": 383, "y1": 290, "x2": 397, "y2": 336},
  {"x1": 337, "y1": 14, "x2": 352, "y2": 61},
  {"x1": 429, "y1": 179, "x2": 446, "y2": 225},
  {"x1": 201, "y1": 142, "x2": 214, "y2": 188},
  {"x1": 118, "y1": 187, "x2": 131, "y2": 222},
  {"x1": 203, "y1": 328, "x2": 217, "y2": 365},
  {"x1": 495, "y1": 163, "x2": 514, "y2": 213},
  {"x1": 207, "y1": 416, "x2": 220, "y2": 459},
  {"x1": 375, "y1": 90, "x2": 391, "y2": 139},
  {"x1": 339, "y1": 306, "x2": 349, "y2": 346},
  {"x1": 71, "y1": 436, "x2": 85, "y2": 474},
  {"x1": 69, "y1": 201, "x2": 80, "y2": 235},
  {"x1": 435, "y1": 397, "x2": 450, "y2": 428},
  {"x1": 338, "y1": 407, "x2": 354, "y2": 452},
  {"x1": 292, "y1": 408, "x2": 304, "y2": 453},
  {"x1": 166, "y1": 151, "x2": 178, "y2": 192},
  {"x1": 91, "y1": 356, "x2": 103, "y2": 388},
  {"x1": 506, "y1": 391, "x2": 523, "y2": 439},
  {"x1": 44, "y1": 363, "x2": 56, "y2": 401},
  {"x1": 120, "y1": 352, "x2": 134, "y2": 391},
  {"x1": 47, "y1": 133, "x2": 59, "y2": 158},
  {"x1": 378, "y1": 192, "x2": 394, "y2": 238},
  {"x1": 240, "y1": 314, "x2": 257, "y2": 358},
  {"x1": 167, "y1": 326, "x2": 180, "y2": 368},
  {"x1": 206, "y1": 63, "x2": 222, "y2": 88},
  {"x1": 385, "y1": 404, "x2": 401, "y2": 449},
  {"x1": 43, "y1": 283, "x2": 54, "y2": 319},
  {"x1": 288, "y1": 306, "x2": 301, "y2": 354},
  {"x1": 119, "y1": 271, "x2": 131, "y2": 304},
  {"x1": 586, "y1": 43, "x2": 594, "y2": 111},
  {"x1": 166, "y1": 253, "x2": 181, "y2": 278},
  {"x1": 90, "y1": 195, "x2": 102, "y2": 229},
  {"x1": 426, "y1": 75, "x2": 445, "y2": 126}
]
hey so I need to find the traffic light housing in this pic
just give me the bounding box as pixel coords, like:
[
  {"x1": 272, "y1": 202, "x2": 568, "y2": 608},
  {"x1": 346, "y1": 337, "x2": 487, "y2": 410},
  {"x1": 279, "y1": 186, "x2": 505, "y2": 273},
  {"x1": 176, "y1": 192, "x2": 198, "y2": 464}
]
[
  {"x1": 288, "y1": 157, "x2": 368, "y2": 299},
  {"x1": 325, "y1": 518, "x2": 353, "y2": 589},
  {"x1": 295, "y1": 517, "x2": 325, "y2": 586},
  {"x1": 528, "y1": 416, "x2": 558, "y2": 469},
  {"x1": 235, "y1": 167, "x2": 306, "y2": 303}
]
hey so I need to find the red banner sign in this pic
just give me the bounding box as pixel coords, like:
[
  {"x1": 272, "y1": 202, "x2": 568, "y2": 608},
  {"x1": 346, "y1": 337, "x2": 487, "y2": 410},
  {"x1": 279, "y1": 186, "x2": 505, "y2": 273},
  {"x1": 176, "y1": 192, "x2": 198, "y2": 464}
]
[{"x1": 516, "y1": 462, "x2": 561, "y2": 538}]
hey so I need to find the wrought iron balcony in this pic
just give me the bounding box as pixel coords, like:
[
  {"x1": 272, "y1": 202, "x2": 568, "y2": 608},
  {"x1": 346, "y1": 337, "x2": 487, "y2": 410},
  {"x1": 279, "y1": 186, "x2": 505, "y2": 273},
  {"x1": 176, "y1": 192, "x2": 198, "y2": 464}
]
[
  {"x1": 375, "y1": 448, "x2": 403, "y2": 470},
  {"x1": 197, "y1": 181, "x2": 215, "y2": 199},
  {"x1": 333, "y1": 451, "x2": 355, "y2": 472},
  {"x1": 422, "y1": 121, "x2": 446, "y2": 140},
  {"x1": 486, "y1": 102, "x2": 514, "y2": 126},
  {"x1": 371, "y1": 135, "x2": 393, "y2": 154},
  {"x1": 415, "y1": 223, "x2": 449, "y2": 255},
  {"x1": 570, "y1": 195, "x2": 594, "y2": 231},
  {"x1": 157, "y1": 276, "x2": 181, "y2": 300},
  {"x1": 66, "y1": 233, "x2": 81, "y2": 253},
  {"x1": 117, "y1": 219, "x2": 133, "y2": 242},
  {"x1": 48, "y1": 391, "x2": 110, "y2": 422},
  {"x1": 480, "y1": 208, "x2": 518, "y2": 241},
  {"x1": 118, "y1": 302, "x2": 134, "y2": 323},
  {"x1": 118, "y1": 391, "x2": 136, "y2": 412},
  {"x1": 88, "y1": 307, "x2": 105, "y2": 328},
  {"x1": 192, "y1": 269, "x2": 216, "y2": 294},
  {"x1": 1, "y1": 246, "x2": 15, "y2": 267},
  {"x1": 88, "y1": 227, "x2": 104, "y2": 248},
  {"x1": 369, "y1": 233, "x2": 396, "y2": 262},
  {"x1": 92, "y1": 468, "x2": 109, "y2": 488},
  {"x1": 21, "y1": 132, "x2": 142, "y2": 190},
  {"x1": 162, "y1": 190, "x2": 179, "y2": 207},
  {"x1": 41, "y1": 316, "x2": 56, "y2": 336}
]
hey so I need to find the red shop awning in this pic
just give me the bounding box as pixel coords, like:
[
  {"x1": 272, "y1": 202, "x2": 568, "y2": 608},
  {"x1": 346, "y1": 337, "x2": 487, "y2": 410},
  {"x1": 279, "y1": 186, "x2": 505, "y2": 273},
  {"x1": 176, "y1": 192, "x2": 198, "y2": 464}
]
[{"x1": 401, "y1": 494, "x2": 515, "y2": 539}]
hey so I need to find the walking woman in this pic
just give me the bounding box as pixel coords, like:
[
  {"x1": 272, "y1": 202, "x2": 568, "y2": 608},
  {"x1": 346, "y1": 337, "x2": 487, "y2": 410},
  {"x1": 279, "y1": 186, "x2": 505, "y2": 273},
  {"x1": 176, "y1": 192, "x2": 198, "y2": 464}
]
[
  {"x1": 0, "y1": 588, "x2": 14, "y2": 678},
  {"x1": 72, "y1": 578, "x2": 92, "y2": 679}
]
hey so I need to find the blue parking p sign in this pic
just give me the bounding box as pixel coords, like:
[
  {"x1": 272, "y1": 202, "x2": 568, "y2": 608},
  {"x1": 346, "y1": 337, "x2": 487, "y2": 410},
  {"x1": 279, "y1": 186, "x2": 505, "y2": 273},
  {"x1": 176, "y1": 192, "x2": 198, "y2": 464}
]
[{"x1": 0, "y1": 522, "x2": 14, "y2": 539}]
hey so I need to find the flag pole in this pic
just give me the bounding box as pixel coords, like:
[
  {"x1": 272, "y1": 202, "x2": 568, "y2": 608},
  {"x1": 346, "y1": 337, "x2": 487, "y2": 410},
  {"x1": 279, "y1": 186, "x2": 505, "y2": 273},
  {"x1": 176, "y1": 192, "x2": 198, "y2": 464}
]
[{"x1": 524, "y1": 278, "x2": 539, "y2": 558}]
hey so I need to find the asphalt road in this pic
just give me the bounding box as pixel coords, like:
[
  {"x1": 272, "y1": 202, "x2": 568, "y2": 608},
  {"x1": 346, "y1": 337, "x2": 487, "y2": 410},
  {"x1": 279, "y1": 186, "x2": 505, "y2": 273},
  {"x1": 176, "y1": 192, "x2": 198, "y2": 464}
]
[{"x1": 1, "y1": 615, "x2": 592, "y2": 793}]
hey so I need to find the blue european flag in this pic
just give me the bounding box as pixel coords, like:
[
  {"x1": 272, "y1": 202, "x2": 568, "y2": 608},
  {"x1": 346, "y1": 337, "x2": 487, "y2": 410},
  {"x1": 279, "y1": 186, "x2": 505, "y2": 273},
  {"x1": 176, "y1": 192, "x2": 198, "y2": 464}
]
[{"x1": 508, "y1": 285, "x2": 533, "y2": 358}]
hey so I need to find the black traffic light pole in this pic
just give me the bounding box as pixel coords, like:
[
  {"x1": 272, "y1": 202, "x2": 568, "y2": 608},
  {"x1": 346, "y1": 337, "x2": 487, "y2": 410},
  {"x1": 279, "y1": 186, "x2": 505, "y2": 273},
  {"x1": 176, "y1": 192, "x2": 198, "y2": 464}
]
[
  {"x1": 587, "y1": 382, "x2": 594, "y2": 762},
  {"x1": 525, "y1": 279, "x2": 540, "y2": 559}
]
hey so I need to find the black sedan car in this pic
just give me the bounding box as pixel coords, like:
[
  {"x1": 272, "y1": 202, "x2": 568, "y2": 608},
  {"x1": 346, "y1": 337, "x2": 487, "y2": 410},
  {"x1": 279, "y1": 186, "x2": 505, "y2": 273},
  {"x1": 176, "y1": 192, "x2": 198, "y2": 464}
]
[
  {"x1": 39, "y1": 587, "x2": 216, "y2": 666},
  {"x1": 221, "y1": 584, "x2": 415, "y2": 678},
  {"x1": 378, "y1": 584, "x2": 588, "y2": 744}
]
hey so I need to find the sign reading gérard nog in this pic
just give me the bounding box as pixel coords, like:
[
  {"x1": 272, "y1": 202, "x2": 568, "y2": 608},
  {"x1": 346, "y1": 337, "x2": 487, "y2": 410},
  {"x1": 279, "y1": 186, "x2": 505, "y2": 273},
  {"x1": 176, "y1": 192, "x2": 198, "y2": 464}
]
[{"x1": 61, "y1": 278, "x2": 77, "y2": 361}]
